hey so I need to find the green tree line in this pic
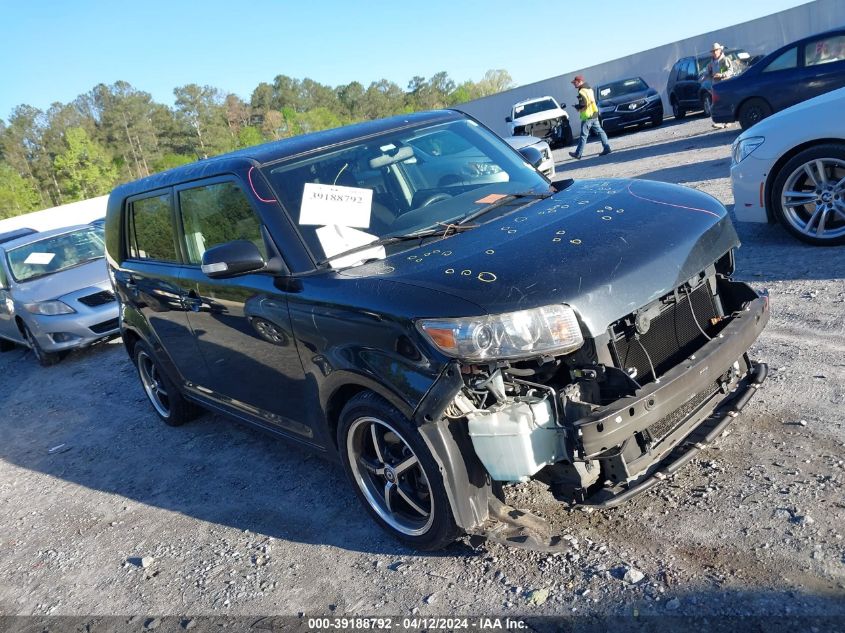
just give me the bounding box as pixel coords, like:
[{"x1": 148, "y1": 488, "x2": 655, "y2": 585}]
[{"x1": 0, "y1": 70, "x2": 513, "y2": 220}]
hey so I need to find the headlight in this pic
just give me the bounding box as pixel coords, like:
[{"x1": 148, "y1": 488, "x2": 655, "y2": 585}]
[
  {"x1": 646, "y1": 94, "x2": 661, "y2": 102},
  {"x1": 24, "y1": 300, "x2": 76, "y2": 315},
  {"x1": 599, "y1": 106, "x2": 615, "y2": 114},
  {"x1": 417, "y1": 304, "x2": 583, "y2": 361},
  {"x1": 732, "y1": 136, "x2": 765, "y2": 165}
]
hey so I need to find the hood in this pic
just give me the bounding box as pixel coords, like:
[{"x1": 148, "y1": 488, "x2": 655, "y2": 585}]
[
  {"x1": 342, "y1": 179, "x2": 739, "y2": 337},
  {"x1": 512, "y1": 109, "x2": 566, "y2": 125},
  {"x1": 598, "y1": 88, "x2": 656, "y2": 107},
  {"x1": 11, "y1": 258, "x2": 110, "y2": 304}
]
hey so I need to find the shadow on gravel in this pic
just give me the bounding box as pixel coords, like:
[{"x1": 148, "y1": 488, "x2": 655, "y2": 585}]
[
  {"x1": 560, "y1": 125, "x2": 740, "y2": 167},
  {"x1": 0, "y1": 343, "x2": 477, "y2": 557},
  {"x1": 725, "y1": 205, "x2": 845, "y2": 283},
  {"x1": 635, "y1": 157, "x2": 732, "y2": 184}
]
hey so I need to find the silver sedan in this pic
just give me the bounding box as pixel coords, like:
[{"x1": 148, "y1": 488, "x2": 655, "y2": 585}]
[{"x1": 0, "y1": 224, "x2": 119, "y2": 365}]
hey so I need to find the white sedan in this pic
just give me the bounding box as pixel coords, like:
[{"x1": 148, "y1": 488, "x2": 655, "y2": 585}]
[
  {"x1": 730, "y1": 86, "x2": 845, "y2": 245},
  {"x1": 504, "y1": 135, "x2": 555, "y2": 179}
]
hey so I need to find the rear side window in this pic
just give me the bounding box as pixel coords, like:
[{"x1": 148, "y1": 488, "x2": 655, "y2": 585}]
[
  {"x1": 178, "y1": 181, "x2": 266, "y2": 266},
  {"x1": 128, "y1": 194, "x2": 178, "y2": 261},
  {"x1": 763, "y1": 47, "x2": 797, "y2": 72}
]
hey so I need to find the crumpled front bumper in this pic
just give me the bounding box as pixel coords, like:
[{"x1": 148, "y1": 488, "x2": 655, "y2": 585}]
[{"x1": 575, "y1": 294, "x2": 768, "y2": 457}]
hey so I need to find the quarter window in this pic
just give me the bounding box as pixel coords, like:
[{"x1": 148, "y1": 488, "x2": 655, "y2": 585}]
[
  {"x1": 763, "y1": 47, "x2": 797, "y2": 73},
  {"x1": 178, "y1": 181, "x2": 266, "y2": 266},
  {"x1": 128, "y1": 194, "x2": 178, "y2": 261}
]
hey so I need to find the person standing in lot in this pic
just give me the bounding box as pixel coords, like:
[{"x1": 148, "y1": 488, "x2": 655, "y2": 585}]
[
  {"x1": 703, "y1": 43, "x2": 735, "y2": 128},
  {"x1": 569, "y1": 75, "x2": 611, "y2": 160}
]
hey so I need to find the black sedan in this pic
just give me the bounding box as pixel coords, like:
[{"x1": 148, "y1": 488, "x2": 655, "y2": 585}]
[
  {"x1": 596, "y1": 77, "x2": 663, "y2": 134},
  {"x1": 712, "y1": 28, "x2": 845, "y2": 129}
]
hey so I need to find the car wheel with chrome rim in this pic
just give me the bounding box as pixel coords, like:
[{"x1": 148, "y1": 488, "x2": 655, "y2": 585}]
[
  {"x1": 338, "y1": 391, "x2": 460, "y2": 550},
  {"x1": 771, "y1": 144, "x2": 845, "y2": 246},
  {"x1": 133, "y1": 340, "x2": 197, "y2": 425}
]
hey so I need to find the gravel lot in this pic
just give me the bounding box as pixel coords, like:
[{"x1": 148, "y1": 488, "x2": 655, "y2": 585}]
[{"x1": 1, "y1": 115, "x2": 844, "y2": 622}]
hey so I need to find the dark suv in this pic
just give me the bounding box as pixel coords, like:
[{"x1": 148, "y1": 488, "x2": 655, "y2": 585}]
[
  {"x1": 106, "y1": 110, "x2": 768, "y2": 550},
  {"x1": 667, "y1": 48, "x2": 752, "y2": 119}
]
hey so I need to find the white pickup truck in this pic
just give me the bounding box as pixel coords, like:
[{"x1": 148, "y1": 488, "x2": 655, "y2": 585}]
[{"x1": 506, "y1": 96, "x2": 573, "y2": 148}]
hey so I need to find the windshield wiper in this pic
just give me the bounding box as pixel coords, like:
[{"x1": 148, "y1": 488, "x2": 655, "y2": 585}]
[
  {"x1": 457, "y1": 190, "x2": 554, "y2": 226},
  {"x1": 316, "y1": 223, "x2": 476, "y2": 268}
]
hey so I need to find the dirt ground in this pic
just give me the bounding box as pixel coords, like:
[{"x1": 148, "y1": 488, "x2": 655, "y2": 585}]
[{"x1": 1, "y1": 115, "x2": 844, "y2": 622}]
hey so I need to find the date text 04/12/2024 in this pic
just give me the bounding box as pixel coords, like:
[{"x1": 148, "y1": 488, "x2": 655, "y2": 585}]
[{"x1": 306, "y1": 617, "x2": 528, "y2": 630}]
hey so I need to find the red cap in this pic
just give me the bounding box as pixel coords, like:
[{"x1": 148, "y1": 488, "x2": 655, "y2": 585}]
[{"x1": 571, "y1": 75, "x2": 585, "y2": 84}]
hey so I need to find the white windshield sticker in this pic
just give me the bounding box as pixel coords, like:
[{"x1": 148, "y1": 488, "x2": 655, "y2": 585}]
[
  {"x1": 23, "y1": 252, "x2": 55, "y2": 265},
  {"x1": 599, "y1": 88, "x2": 611, "y2": 97},
  {"x1": 316, "y1": 225, "x2": 385, "y2": 268},
  {"x1": 300, "y1": 183, "x2": 373, "y2": 228}
]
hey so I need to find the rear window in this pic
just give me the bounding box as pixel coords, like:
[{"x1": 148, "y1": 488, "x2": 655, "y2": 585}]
[
  {"x1": 178, "y1": 181, "x2": 266, "y2": 265},
  {"x1": 128, "y1": 193, "x2": 178, "y2": 262}
]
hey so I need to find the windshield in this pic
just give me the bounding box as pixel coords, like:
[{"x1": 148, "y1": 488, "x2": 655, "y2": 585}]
[
  {"x1": 260, "y1": 118, "x2": 550, "y2": 267},
  {"x1": 6, "y1": 227, "x2": 105, "y2": 283},
  {"x1": 597, "y1": 78, "x2": 648, "y2": 100},
  {"x1": 512, "y1": 99, "x2": 558, "y2": 118}
]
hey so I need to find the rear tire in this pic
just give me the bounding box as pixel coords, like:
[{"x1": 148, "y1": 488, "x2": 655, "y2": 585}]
[
  {"x1": 21, "y1": 323, "x2": 60, "y2": 366},
  {"x1": 701, "y1": 93, "x2": 713, "y2": 117},
  {"x1": 338, "y1": 391, "x2": 461, "y2": 551},
  {"x1": 738, "y1": 98, "x2": 772, "y2": 130},
  {"x1": 671, "y1": 98, "x2": 686, "y2": 120},
  {"x1": 133, "y1": 340, "x2": 197, "y2": 426}
]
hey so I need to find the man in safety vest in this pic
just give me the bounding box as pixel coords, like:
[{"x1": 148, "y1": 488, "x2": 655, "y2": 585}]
[{"x1": 569, "y1": 75, "x2": 612, "y2": 160}]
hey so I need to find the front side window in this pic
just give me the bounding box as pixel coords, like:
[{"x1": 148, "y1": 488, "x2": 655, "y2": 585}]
[
  {"x1": 805, "y1": 35, "x2": 845, "y2": 66},
  {"x1": 128, "y1": 193, "x2": 178, "y2": 261},
  {"x1": 261, "y1": 118, "x2": 550, "y2": 267},
  {"x1": 763, "y1": 47, "x2": 798, "y2": 73},
  {"x1": 6, "y1": 227, "x2": 105, "y2": 283},
  {"x1": 178, "y1": 181, "x2": 266, "y2": 265}
]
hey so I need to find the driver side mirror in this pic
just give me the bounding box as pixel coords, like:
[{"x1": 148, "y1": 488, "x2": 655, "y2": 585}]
[
  {"x1": 505, "y1": 116, "x2": 513, "y2": 123},
  {"x1": 201, "y1": 240, "x2": 282, "y2": 279},
  {"x1": 518, "y1": 146, "x2": 544, "y2": 170}
]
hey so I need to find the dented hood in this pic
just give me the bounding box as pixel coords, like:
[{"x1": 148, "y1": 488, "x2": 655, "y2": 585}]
[{"x1": 342, "y1": 179, "x2": 740, "y2": 338}]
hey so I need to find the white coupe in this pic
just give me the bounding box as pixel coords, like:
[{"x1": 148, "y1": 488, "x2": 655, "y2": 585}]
[{"x1": 730, "y1": 87, "x2": 845, "y2": 245}]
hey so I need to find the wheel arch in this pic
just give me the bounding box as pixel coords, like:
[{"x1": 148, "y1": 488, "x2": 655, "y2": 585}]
[{"x1": 764, "y1": 138, "x2": 845, "y2": 223}]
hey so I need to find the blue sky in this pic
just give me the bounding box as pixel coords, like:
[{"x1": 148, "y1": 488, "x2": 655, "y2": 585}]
[{"x1": 0, "y1": 0, "x2": 810, "y2": 121}]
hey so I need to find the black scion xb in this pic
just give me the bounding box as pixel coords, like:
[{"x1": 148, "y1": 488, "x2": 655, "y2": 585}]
[{"x1": 106, "y1": 110, "x2": 768, "y2": 550}]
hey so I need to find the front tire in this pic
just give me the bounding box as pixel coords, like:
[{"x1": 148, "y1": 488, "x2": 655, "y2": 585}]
[
  {"x1": 21, "y1": 323, "x2": 60, "y2": 366},
  {"x1": 771, "y1": 144, "x2": 845, "y2": 245},
  {"x1": 338, "y1": 391, "x2": 461, "y2": 550},
  {"x1": 738, "y1": 98, "x2": 772, "y2": 130},
  {"x1": 133, "y1": 340, "x2": 197, "y2": 426}
]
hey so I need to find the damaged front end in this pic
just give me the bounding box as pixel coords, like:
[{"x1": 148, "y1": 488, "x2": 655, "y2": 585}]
[{"x1": 414, "y1": 260, "x2": 769, "y2": 548}]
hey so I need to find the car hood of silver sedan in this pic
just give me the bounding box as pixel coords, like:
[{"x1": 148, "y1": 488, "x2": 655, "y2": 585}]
[{"x1": 10, "y1": 258, "x2": 110, "y2": 304}]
